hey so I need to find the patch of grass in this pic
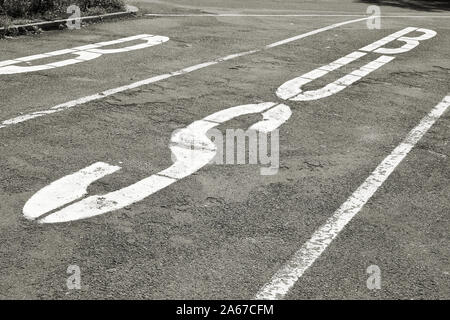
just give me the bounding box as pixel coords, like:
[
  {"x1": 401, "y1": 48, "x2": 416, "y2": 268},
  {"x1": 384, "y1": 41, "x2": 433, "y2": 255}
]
[
  {"x1": 0, "y1": 0, "x2": 126, "y2": 19},
  {"x1": 0, "y1": 14, "x2": 11, "y2": 29},
  {"x1": 0, "y1": 0, "x2": 127, "y2": 37}
]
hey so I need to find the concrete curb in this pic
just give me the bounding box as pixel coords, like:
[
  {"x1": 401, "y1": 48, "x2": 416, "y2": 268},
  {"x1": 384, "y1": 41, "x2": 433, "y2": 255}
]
[{"x1": 0, "y1": 5, "x2": 139, "y2": 33}]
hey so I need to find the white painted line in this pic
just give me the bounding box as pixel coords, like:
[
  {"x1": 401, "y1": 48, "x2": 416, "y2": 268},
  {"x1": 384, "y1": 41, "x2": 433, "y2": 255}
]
[
  {"x1": 361, "y1": 27, "x2": 436, "y2": 54},
  {"x1": 0, "y1": 17, "x2": 372, "y2": 130},
  {"x1": 359, "y1": 27, "x2": 416, "y2": 52},
  {"x1": 248, "y1": 104, "x2": 292, "y2": 133},
  {"x1": 277, "y1": 51, "x2": 367, "y2": 100},
  {"x1": 0, "y1": 35, "x2": 169, "y2": 75},
  {"x1": 39, "y1": 174, "x2": 178, "y2": 223},
  {"x1": 27, "y1": 102, "x2": 291, "y2": 223},
  {"x1": 204, "y1": 102, "x2": 276, "y2": 123},
  {"x1": 23, "y1": 162, "x2": 121, "y2": 220},
  {"x1": 255, "y1": 95, "x2": 450, "y2": 300},
  {"x1": 146, "y1": 14, "x2": 450, "y2": 18},
  {"x1": 277, "y1": 27, "x2": 436, "y2": 101},
  {"x1": 293, "y1": 55, "x2": 395, "y2": 101}
]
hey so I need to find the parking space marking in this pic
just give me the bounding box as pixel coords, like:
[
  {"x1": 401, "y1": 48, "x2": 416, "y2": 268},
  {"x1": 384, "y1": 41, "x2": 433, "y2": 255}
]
[
  {"x1": 23, "y1": 162, "x2": 121, "y2": 220},
  {"x1": 278, "y1": 55, "x2": 395, "y2": 101},
  {"x1": 255, "y1": 95, "x2": 450, "y2": 300},
  {"x1": 277, "y1": 27, "x2": 436, "y2": 101},
  {"x1": 0, "y1": 17, "x2": 372, "y2": 130},
  {"x1": 22, "y1": 25, "x2": 438, "y2": 223},
  {"x1": 0, "y1": 35, "x2": 169, "y2": 75},
  {"x1": 360, "y1": 27, "x2": 437, "y2": 54}
]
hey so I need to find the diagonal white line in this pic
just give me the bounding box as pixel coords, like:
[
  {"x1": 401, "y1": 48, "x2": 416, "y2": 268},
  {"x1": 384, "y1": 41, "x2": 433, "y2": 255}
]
[
  {"x1": 255, "y1": 95, "x2": 450, "y2": 300},
  {"x1": 0, "y1": 17, "x2": 371, "y2": 130}
]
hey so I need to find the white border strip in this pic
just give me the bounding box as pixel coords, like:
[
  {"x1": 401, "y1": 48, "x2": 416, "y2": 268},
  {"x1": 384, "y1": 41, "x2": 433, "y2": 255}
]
[
  {"x1": 255, "y1": 95, "x2": 450, "y2": 300},
  {"x1": 0, "y1": 17, "x2": 371, "y2": 129}
]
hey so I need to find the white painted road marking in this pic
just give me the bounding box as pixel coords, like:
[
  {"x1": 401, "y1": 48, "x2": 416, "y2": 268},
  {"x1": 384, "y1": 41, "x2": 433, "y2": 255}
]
[
  {"x1": 0, "y1": 17, "x2": 372, "y2": 130},
  {"x1": 277, "y1": 27, "x2": 436, "y2": 101},
  {"x1": 360, "y1": 27, "x2": 436, "y2": 54},
  {"x1": 25, "y1": 102, "x2": 292, "y2": 223},
  {"x1": 255, "y1": 95, "x2": 450, "y2": 300},
  {"x1": 359, "y1": 27, "x2": 417, "y2": 52},
  {"x1": 22, "y1": 25, "x2": 437, "y2": 223},
  {"x1": 0, "y1": 35, "x2": 169, "y2": 75},
  {"x1": 23, "y1": 162, "x2": 121, "y2": 220}
]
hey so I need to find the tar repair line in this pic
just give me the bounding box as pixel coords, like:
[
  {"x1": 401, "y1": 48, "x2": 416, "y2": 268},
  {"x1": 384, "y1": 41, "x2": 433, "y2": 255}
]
[
  {"x1": 255, "y1": 95, "x2": 450, "y2": 300},
  {"x1": 0, "y1": 16, "x2": 372, "y2": 130}
]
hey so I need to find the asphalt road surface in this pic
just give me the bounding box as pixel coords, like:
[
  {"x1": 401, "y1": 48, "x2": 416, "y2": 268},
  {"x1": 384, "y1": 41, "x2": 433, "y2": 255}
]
[{"x1": 0, "y1": 0, "x2": 449, "y2": 299}]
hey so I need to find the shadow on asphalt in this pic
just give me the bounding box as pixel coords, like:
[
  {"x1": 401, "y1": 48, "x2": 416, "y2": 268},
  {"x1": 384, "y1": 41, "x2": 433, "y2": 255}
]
[{"x1": 357, "y1": 0, "x2": 450, "y2": 11}]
